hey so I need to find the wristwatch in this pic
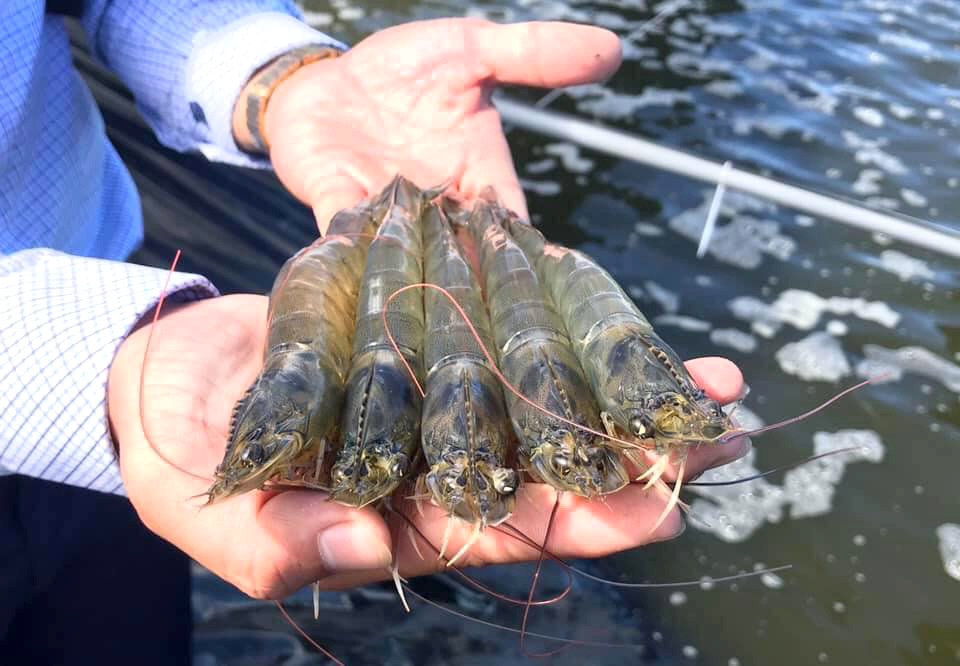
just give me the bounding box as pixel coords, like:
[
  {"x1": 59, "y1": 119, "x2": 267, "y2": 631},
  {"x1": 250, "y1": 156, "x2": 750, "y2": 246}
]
[{"x1": 240, "y1": 44, "x2": 342, "y2": 154}]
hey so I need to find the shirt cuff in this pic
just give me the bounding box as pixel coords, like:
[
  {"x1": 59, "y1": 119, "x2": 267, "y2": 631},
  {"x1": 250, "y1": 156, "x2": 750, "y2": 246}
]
[
  {"x1": 0, "y1": 250, "x2": 218, "y2": 495},
  {"x1": 186, "y1": 12, "x2": 346, "y2": 168}
]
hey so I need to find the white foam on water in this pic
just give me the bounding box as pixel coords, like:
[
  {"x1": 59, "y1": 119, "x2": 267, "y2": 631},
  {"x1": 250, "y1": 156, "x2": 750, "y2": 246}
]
[
  {"x1": 337, "y1": 6, "x2": 364, "y2": 20},
  {"x1": 784, "y1": 430, "x2": 885, "y2": 519},
  {"x1": 729, "y1": 289, "x2": 900, "y2": 338},
  {"x1": 704, "y1": 79, "x2": 743, "y2": 98},
  {"x1": 936, "y1": 524, "x2": 960, "y2": 582},
  {"x1": 826, "y1": 320, "x2": 848, "y2": 336},
  {"x1": 760, "y1": 571, "x2": 785, "y2": 589},
  {"x1": 889, "y1": 102, "x2": 916, "y2": 119},
  {"x1": 878, "y1": 31, "x2": 933, "y2": 53},
  {"x1": 518, "y1": 179, "x2": 562, "y2": 197},
  {"x1": 878, "y1": 249, "x2": 936, "y2": 281},
  {"x1": 852, "y1": 169, "x2": 884, "y2": 196},
  {"x1": 813, "y1": 429, "x2": 885, "y2": 462},
  {"x1": 842, "y1": 130, "x2": 909, "y2": 175},
  {"x1": 856, "y1": 345, "x2": 960, "y2": 392},
  {"x1": 900, "y1": 188, "x2": 929, "y2": 207},
  {"x1": 669, "y1": 191, "x2": 796, "y2": 270},
  {"x1": 688, "y1": 448, "x2": 788, "y2": 543},
  {"x1": 710, "y1": 328, "x2": 758, "y2": 353},
  {"x1": 645, "y1": 280, "x2": 680, "y2": 313},
  {"x1": 690, "y1": 428, "x2": 884, "y2": 541},
  {"x1": 864, "y1": 196, "x2": 900, "y2": 210},
  {"x1": 524, "y1": 158, "x2": 556, "y2": 175},
  {"x1": 655, "y1": 314, "x2": 712, "y2": 332},
  {"x1": 634, "y1": 221, "x2": 664, "y2": 237},
  {"x1": 543, "y1": 143, "x2": 595, "y2": 174},
  {"x1": 775, "y1": 331, "x2": 851, "y2": 382},
  {"x1": 302, "y1": 10, "x2": 333, "y2": 26},
  {"x1": 853, "y1": 106, "x2": 885, "y2": 127},
  {"x1": 572, "y1": 85, "x2": 695, "y2": 119},
  {"x1": 729, "y1": 289, "x2": 900, "y2": 337}
]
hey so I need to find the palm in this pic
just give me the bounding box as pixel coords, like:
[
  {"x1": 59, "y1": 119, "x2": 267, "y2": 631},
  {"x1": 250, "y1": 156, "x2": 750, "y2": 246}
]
[
  {"x1": 265, "y1": 19, "x2": 623, "y2": 230},
  {"x1": 110, "y1": 295, "x2": 744, "y2": 597}
]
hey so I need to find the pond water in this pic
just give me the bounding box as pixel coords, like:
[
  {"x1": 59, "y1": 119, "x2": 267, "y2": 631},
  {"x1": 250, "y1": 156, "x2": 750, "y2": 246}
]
[{"x1": 83, "y1": 0, "x2": 960, "y2": 663}]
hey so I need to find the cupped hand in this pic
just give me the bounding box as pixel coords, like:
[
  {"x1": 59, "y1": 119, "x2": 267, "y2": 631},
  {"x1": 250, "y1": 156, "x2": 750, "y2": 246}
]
[
  {"x1": 108, "y1": 295, "x2": 745, "y2": 599},
  {"x1": 264, "y1": 19, "x2": 623, "y2": 231}
]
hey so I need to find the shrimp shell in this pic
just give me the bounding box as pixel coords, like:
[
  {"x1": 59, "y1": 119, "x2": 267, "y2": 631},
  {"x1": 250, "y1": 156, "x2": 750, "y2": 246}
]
[
  {"x1": 465, "y1": 201, "x2": 628, "y2": 497},
  {"x1": 419, "y1": 203, "x2": 518, "y2": 528},
  {"x1": 206, "y1": 202, "x2": 381, "y2": 503},
  {"x1": 329, "y1": 176, "x2": 428, "y2": 507},
  {"x1": 504, "y1": 217, "x2": 732, "y2": 455}
]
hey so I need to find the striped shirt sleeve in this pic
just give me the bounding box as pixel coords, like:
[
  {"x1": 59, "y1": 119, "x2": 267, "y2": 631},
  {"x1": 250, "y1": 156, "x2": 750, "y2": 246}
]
[
  {"x1": 0, "y1": 249, "x2": 218, "y2": 495},
  {"x1": 79, "y1": 1, "x2": 345, "y2": 166}
]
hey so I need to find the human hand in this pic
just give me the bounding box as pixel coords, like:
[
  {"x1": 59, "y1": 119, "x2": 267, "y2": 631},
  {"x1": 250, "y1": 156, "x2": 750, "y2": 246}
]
[
  {"x1": 108, "y1": 294, "x2": 744, "y2": 599},
  {"x1": 262, "y1": 19, "x2": 622, "y2": 232}
]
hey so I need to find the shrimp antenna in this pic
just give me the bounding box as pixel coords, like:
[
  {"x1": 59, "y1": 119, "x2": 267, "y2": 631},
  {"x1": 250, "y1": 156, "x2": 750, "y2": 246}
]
[
  {"x1": 273, "y1": 600, "x2": 344, "y2": 665},
  {"x1": 680, "y1": 446, "x2": 862, "y2": 487},
  {"x1": 718, "y1": 376, "x2": 883, "y2": 443},
  {"x1": 139, "y1": 250, "x2": 215, "y2": 482},
  {"x1": 388, "y1": 502, "x2": 573, "y2": 607},
  {"x1": 495, "y1": 522, "x2": 794, "y2": 590},
  {"x1": 520, "y1": 492, "x2": 572, "y2": 658},
  {"x1": 399, "y1": 583, "x2": 643, "y2": 651}
]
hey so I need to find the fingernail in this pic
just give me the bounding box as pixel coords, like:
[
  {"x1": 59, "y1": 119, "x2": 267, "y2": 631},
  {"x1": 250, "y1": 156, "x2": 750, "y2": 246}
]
[
  {"x1": 317, "y1": 524, "x2": 392, "y2": 575},
  {"x1": 652, "y1": 516, "x2": 686, "y2": 544}
]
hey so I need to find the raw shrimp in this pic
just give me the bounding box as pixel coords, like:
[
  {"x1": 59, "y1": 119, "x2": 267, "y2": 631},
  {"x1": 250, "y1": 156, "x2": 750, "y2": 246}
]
[
  {"x1": 328, "y1": 175, "x2": 429, "y2": 507},
  {"x1": 464, "y1": 200, "x2": 629, "y2": 496},
  {"x1": 206, "y1": 201, "x2": 381, "y2": 503},
  {"x1": 418, "y1": 202, "x2": 518, "y2": 559}
]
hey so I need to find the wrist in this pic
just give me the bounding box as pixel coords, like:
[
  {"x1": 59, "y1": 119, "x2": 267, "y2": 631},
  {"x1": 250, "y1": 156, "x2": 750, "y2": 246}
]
[{"x1": 232, "y1": 45, "x2": 342, "y2": 154}]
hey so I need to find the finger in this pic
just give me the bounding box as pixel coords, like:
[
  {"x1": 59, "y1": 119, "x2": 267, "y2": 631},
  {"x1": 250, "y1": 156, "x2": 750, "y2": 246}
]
[
  {"x1": 125, "y1": 452, "x2": 393, "y2": 599},
  {"x1": 685, "y1": 356, "x2": 744, "y2": 404},
  {"x1": 678, "y1": 357, "x2": 749, "y2": 478},
  {"x1": 386, "y1": 482, "x2": 681, "y2": 579},
  {"x1": 474, "y1": 21, "x2": 622, "y2": 88},
  {"x1": 310, "y1": 176, "x2": 369, "y2": 235},
  {"x1": 457, "y1": 112, "x2": 529, "y2": 219}
]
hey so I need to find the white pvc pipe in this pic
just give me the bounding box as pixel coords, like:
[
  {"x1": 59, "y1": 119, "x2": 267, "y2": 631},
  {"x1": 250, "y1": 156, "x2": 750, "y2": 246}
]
[{"x1": 495, "y1": 96, "x2": 960, "y2": 260}]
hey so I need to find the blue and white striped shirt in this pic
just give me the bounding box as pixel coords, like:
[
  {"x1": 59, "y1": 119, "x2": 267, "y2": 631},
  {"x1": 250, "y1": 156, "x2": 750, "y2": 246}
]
[{"x1": 0, "y1": 2, "x2": 341, "y2": 493}]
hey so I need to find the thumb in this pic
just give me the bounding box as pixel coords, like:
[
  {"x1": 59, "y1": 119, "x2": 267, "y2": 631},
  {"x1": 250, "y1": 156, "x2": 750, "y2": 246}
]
[
  {"x1": 309, "y1": 176, "x2": 368, "y2": 235},
  {"x1": 244, "y1": 490, "x2": 394, "y2": 597}
]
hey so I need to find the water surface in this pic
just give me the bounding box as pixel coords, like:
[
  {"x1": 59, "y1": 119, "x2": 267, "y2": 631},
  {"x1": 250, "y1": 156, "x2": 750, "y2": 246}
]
[{"x1": 85, "y1": 1, "x2": 960, "y2": 663}]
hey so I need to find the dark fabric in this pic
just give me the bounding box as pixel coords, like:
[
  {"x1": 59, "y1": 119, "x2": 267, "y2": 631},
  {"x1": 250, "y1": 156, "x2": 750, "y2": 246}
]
[
  {"x1": 45, "y1": 0, "x2": 85, "y2": 18},
  {"x1": 0, "y1": 475, "x2": 191, "y2": 665}
]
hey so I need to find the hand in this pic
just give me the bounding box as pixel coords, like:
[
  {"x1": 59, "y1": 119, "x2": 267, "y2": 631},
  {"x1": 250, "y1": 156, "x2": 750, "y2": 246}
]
[
  {"x1": 262, "y1": 19, "x2": 623, "y2": 231},
  {"x1": 108, "y1": 294, "x2": 745, "y2": 599}
]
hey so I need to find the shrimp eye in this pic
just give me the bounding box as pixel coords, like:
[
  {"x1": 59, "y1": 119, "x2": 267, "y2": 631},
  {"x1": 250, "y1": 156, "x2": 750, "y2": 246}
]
[
  {"x1": 242, "y1": 444, "x2": 265, "y2": 465},
  {"x1": 630, "y1": 417, "x2": 648, "y2": 437}
]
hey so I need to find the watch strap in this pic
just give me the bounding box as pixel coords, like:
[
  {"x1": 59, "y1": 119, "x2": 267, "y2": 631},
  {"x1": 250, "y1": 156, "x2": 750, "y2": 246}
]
[{"x1": 243, "y1": 44, "x2": 342, "y2": 154}]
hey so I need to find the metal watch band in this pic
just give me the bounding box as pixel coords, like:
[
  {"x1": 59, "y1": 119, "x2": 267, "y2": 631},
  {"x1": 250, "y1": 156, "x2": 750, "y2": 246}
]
[{"x1": 243, "y1": 44, "x2": 342, "y2": 154}]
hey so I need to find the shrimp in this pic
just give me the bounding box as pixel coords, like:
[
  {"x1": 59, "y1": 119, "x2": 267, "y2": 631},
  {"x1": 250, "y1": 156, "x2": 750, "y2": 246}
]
[
  {"x1": 328, "y1": 175, "x2": 429, "y2": 507},
  {"x1": 418, "y1": 202, "x2": 518, "y2": 560},
  {"x1": 205, "y1": 201, "x2": 381, "y2": 503},
  {"x1": 463, "y1": 200, "x2": 629, "y2": 497},
  {"x1": 504, "y1": 217, "x2": 733, "y2": 483}
]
